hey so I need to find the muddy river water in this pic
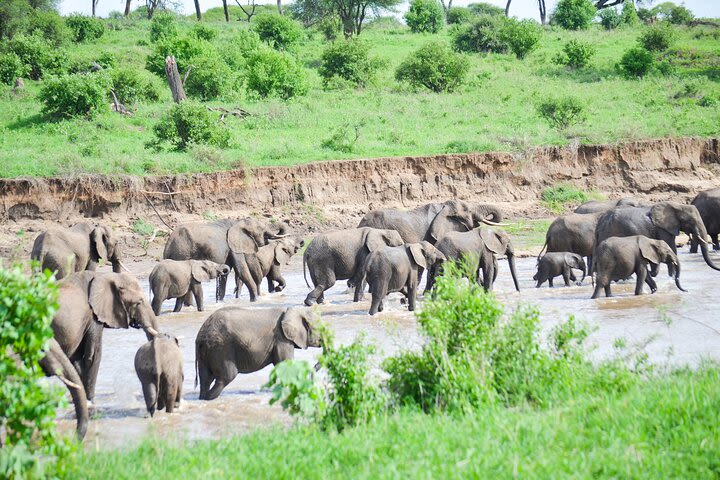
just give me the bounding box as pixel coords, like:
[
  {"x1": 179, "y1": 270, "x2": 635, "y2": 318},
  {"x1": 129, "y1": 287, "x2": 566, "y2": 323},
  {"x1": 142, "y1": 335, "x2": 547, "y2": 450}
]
[{"x1": 56, "y1": 250, "x2": 720, "y2": 449}]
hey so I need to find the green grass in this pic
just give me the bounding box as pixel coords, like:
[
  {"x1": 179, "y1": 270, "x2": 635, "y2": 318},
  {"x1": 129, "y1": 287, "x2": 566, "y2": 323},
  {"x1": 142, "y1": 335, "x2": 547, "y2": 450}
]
[
  {"x1": 503, "y1": 218, "x2": 552, "y2": 250},
  {"x1": 68, "y1": 366, "x2": 720, "y2": 478},
  {"x1": 1, "y1": 19, "x2": 719, "y2": 178},
  {"x1": 541, "y1": 183, "x2": 604, "y2": 213}
]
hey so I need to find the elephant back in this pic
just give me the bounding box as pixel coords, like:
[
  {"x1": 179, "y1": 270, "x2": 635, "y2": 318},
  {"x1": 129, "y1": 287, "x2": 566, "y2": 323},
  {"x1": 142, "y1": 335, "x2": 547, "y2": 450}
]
[{"x1": 164, "y1": 222, "x2": 230, "y2": 264}]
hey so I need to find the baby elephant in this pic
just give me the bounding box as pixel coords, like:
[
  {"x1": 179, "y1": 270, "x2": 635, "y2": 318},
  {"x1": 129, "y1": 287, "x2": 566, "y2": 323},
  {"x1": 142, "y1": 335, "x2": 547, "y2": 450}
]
[
  {"x1": 134, "y1": 334, "x2": 184, "y2": 416},
  {"x1": 534, "y1": 252, "x2": 586, "y2": 288},
  {"x1": 237, "y1": 236, "x2": 304, "y2": 296},
  {"x1": 356, "y1": 241, "x2": 446, "y2": 316},
  {"x1": 592, "y1": 235, "x2": 686, "y2": 299},
  {"x1": 150, "y1": 259, "x2": 230, "y2": 315},
  {"x1": 195, "y1": 306, "x2": 321, "y2": 401}
]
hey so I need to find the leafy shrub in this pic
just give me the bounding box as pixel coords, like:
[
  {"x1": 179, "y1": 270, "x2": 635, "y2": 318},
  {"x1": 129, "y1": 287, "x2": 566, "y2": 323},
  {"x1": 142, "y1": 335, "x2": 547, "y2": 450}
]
[
  {"x1": 553, "y1": 39, "x2": 596, "y2": 68},
  {"x1": 65, "y1": 14, "x2": 105, "y2": 43},
  {"x1": 149, "y1": 12, "x2": 177, "y2": 42},
  {"x1": 110, "y1": 67, "x2": 162, "y2": 105},
  {"x1": 267, "y1": 360, "x2": 325, "y2": 423},
  {"x1": 191, "y1": 23, "x2": 218, "y2": 41},
  {"x1": 221, "y1": 29, "x2": 262, "y2": 71},
  {"x1": 620, "y1": 0, "x2": 640, "y2": 26},
  {"x1": 24, "y1": 10, "x2": 69, "y2": 46},
  {"x1": 617, "y1": 46, "x2": 654, "y2": 78},
  {"x1": 321, "y1": 122, "x2": 362, "y2": 153},
  {"x1": 452, "y1": 15, "x2": 508, "y2": 54},
  {"x1": 252, "y1": 14, "x2": 303, "y2": 50},
  {"x1": 0, "y1": 51, "x2": 28, "y2": 84},
  {"x1": 404, "y1": 0, "x2": 445, "y2": 34},
  {"x1": 317, "y1": 16, "x2": 342, "y2": 41},
  {"x1": 467, "y1": 2, "x2": 505, "y2": 16},
  {"x1": 0, "y1": 265, "x2": 67, "y2": 479},
  {"x1": 500, "y1": 18, "x2": 542, "y2": 59},
  {"x1": 6, "y1": 34, "x2": 68, "y2": 79},
  {"x1": 246, "y1": 48, "x2": 308, "y2": 99},
  {"x1": 153, "y1": 101, "x2": 231, "y2": 150},
  {"x1": 38, "y1": 72, "x2": 110, "y2": 118},
  {"x1": 541, "y1": 184, "x2": 595, "y2": 211},
  {"x1": 668, "y1": 4, "x2": 693, "y2": 25},
  {"x1": 395, "y1": 41, "x2": 469, "y2": 93},
  {"x1": 598, "y1": 8, "x2": 621, "y2": 30},
  {"x1": 536, "y1": 96, "x2": 586, "y2": 130},
  {"x1": 551, "y1": 0, "x2": 596, "y2": 30},
  {"x1": 639, "y1": 24, "x2": 676, "y2": 52},
  {"x1": 95, "y1": 51, "x2": 117, "y2": 69},
  {"x1": 146, "y1": 36, "x2": 210, "y2": 76},
  {"x1": 184, "y1": 54, "x2": 232, "y2": 100},
  {"x1": 446, "y1": 7, "x2": 473, "y2": 25},
  {"x1": 318, "y1": 39, "x2": 384, "y2": 88}
]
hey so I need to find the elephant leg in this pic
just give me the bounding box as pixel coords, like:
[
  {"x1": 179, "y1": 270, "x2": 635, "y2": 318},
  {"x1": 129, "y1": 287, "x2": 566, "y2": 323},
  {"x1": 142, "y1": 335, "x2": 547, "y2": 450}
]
[
  {"x1": 482, "y1": 257, "x2": 495, "y2": 292},
  {"x1": 151, "y1": 290, "x2": 164, "y2": 316},
  {"x1": 305, "y1": 271, "x2": 334, "y2": 306},
  {"x1": 206, "y1": 379, "x2": 227, "y2": 401},
  {"x1": 206, "y1": 364, "x2": 237, "y2": 401},
  {"x1": 173, "y1": 297, "x2": 184, "y2": 313},
  {"x1": 591, "y1": 282, "x2": 603, "y2": 299},
  {"x1": 235, "y1": 256, "x2": 259, "y2": 302},
  {"x1": 175, "y1": 382, "x2": 182, "y2": 408},
  {"x1": 604, "y1": 285, "x2": 612, "y2": 297},
  {"x1": 713, "y1": 234, "x2": 719, "y2": 251},
  {"x1": 562, "y1": 267, "x2": 571, "y2": 287},
  {"x1": 82, "y1": 329, "x2": 103, "y2": 402},
  {"x1": 689, "y1": 235, "x2": 699, "y2": 254},
  {"x1": 407, "y1": 281, "x2": 417, "y2": 312},
  {"x1": 142, "y1": 380, "x2": 158, "y2": 416},
  {"x1": 217, "y1": 274, "x2": 227, "y2": 301},
  {"x1": 163, "y1": 378, "x2": 176, "y2": 414},
  {"x1": 548, "y1": 277, "x2": 554, "y2": 288},
  {"x1": 198, "y1": 361, "x2": 213, "y2": 401},
  {"x1": 649, "y1": 262, "x2": 659, "y2": 278},
  {"x1": 635, "y1": 267, "x2": 647, "y2": 295},
  {"x1": 192, "y1": 282, "x2": 204, "y2": 312},
  {"x1": 644, "y1": 267, "x2": 658, "y2": 293},
  {"x1": 157, "y1": 391, "x2": 165, "y2": 412},
  {"x1": 369, "y1": 277, "x2": 388, "y2": 315},
  {"x1": 586, "y1": 255, "x2": 593, "y2": 274}
]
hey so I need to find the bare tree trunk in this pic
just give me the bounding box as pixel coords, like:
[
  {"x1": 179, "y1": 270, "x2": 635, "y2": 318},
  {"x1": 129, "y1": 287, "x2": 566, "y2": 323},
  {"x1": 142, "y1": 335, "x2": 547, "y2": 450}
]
[
  {"x1": 91, "y1": 0, "x2": 97, "y2": 17},
  {"x1": 124, "y1": 0, "x2": 131, "y2": 16},
  {"x1": 194, "y1": 0, "x2": 202, "y2": 19},
  {"x1": 276, "y1": 0, "x2": 282, "y2": 15},
  {"x1": 165, "y1": 56, "x2": 186, "y2": 103},
  {"x1": 505, "y1": 0, "x2": 512, "y2": 16},
  {"x1": 538, "y1": 0, "x2": 546, "y2": 24},
  {"x1": 222, "y1": 0, "x2": 229, "y2": 21}
]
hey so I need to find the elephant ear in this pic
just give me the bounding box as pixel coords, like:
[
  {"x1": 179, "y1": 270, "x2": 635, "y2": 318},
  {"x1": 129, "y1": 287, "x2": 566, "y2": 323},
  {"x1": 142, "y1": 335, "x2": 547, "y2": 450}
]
[
  {"x1": 273, "y1": 243, "x2": 291, "y2": 266},
  {"x1": 191, "y1": 261, "x2": 212, "y2": 283},
  {"x1": 88, "y1": 274, "x2": 129, "y2": 329},
  {"x1": 650, "y1": 204, "x2": 680, "y2": 236},
  {"x1": 408, "y1": 244, "x2": 427, "y2": 269},
  {"x1": 280, "y1": 308, "x2": 308, "y2": 349},
  {"x1": 91, "y1": 227, "x2": 108, "y2": 261},
  {"x1": 480, "y1": 228, "x2": 504, "y2": 254},
  {"x1": 365, "y1": 231, "x2": 386, "y2": 252},
  {"x1": 638, "y1": 237, "x2": 661, "y2": 265},
  {"x1": 227, "y1": 224, "x2": 258, "y2": 254}
]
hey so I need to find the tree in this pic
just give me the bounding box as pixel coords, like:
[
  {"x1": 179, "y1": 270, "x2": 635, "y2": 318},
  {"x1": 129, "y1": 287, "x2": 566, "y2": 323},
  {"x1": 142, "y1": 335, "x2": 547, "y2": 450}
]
[
  {"x1": 288, "y1": 0, "x2": 331, "y2": 27},
  {"x1": 236, "y1": 0, "x2": 258, "y2": 22},
  {"x1": 91, "y1": 0, "x2": 99, "y2": 17},
  {"x1": 124, "y1": 0, "x2": 132, "y2": 16},
  {"x1": 328, "y1": 0, "x2": 402, "y2": 37},
  {"x1": 538, "y1": 0, "x2": 547, "y2": 24},
  {"x1": 277, "y1": 0, "x2": 283, "y2": 15},
  {"x1": 594, "y1": 0, "x2": 651, "y2": 9},
  {"x1": 194, "y1": 0, "x2": 201, "y2": 20},
  {"x1": 222, "y1": 0, "x2": 229, "y2": 21},
  {"x1": 505, "y1": 0, "x2": 511, "y2": 16}
]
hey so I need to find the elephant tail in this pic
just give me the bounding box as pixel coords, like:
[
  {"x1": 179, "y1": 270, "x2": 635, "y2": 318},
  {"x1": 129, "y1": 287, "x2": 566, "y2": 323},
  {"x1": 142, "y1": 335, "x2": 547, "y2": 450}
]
[
  {"x1": 303, "y1": 252, "x2": 310, "y2": 288},
  {"x1": 536, "y1": 240, "x2": 548, "y2": 265},
  {"x1": 194, "y1": 356, "x2": 199, "y2": 390}
]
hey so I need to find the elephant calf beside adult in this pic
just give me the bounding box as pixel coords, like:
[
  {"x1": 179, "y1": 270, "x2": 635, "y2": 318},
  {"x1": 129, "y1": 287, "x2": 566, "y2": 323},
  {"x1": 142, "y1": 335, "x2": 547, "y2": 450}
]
[{"x1": 539, "y1": 212, "x2": 602, "y2": 271}]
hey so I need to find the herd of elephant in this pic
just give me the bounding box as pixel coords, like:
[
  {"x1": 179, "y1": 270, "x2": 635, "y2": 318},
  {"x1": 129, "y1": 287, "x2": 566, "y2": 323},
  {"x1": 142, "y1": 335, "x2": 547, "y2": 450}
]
[{"x1": 23, "y1": 188, "x2": 720, "y2": 440}]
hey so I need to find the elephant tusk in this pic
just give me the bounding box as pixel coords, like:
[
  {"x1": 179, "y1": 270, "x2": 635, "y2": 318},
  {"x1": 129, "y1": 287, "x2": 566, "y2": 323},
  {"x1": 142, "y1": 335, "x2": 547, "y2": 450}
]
[
  {"x1": 57, "y1": 375, "x2": 82, "y2": 390},
  {"x1": 146, "y1": 327, "x2": 159, "y2": 337},
  {"x1": 119, "y1": 261, "x2": 131, "y2": 273},
  {"x1": 270, "y1": 233, "x2": 290, "y2": 239},
  {"x1": 698, "y1": 235, "x2": 708, "y2": 245},
  {"x1": 481, "y1": 219, "x2": 511, "y2": 227}
]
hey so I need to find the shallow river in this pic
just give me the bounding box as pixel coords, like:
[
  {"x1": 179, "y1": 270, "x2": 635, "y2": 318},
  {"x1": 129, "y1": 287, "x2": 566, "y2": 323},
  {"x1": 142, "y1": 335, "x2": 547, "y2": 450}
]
[{"x1": 56, "y1": 250, "x2": 720, "y2": 449}]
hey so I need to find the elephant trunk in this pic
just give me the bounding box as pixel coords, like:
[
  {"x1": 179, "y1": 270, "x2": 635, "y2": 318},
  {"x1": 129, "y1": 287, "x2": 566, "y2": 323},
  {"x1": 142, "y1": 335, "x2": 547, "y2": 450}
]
[
  {"x1": 700, "y1": 242, "x2": 720, "y2": 271},
  {"x1": 579, "y1": 262, "x2": 587, "y2": 284},
  {"x1": 507, "y1": 253, "x2": 520, "y2": 292},
  {"x1": 673, "y1": 260, "x2": 687, "y2": 292}
]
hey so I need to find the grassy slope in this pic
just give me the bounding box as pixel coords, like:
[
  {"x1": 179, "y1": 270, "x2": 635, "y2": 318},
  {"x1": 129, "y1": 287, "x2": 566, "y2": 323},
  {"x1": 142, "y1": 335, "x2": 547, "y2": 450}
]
[
  {"x1": 70, "y1": 367, "x2": 720, "y2": 479},
  {"x1": 1, "y1": 19, "x2": 719, "y2": 178}
]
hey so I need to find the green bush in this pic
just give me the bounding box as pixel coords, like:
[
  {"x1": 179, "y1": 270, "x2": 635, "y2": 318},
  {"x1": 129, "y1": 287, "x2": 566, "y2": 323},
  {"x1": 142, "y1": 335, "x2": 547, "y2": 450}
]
[
  {"x1": 500, "y1": 18, "x2": 542, "y2": 59},
  {"x1": 267, "y1": 360, "x2": 325, "y2": 423},
  {"x1": 149, "y1": 12, "x2": 177, "y2": 42},
  {"x1": 446, "y1": 7, "x2": 473, "y2": 25},
  {"x1": 668, "y1": 4, "x2": 693, "y2": 25},
  {"x1": 0, "y1": 51, "x2": 28, "y2": 84},
  {"x1": 541, "y1": 183, "x2": 595, "y2": 211},
  {"x1": 404, "y1": 0, "x2": 445, "y2": 34},
  {"x1": 221, "y1": 29, "x2": 262, "y2": 71},
  {"x1": 110, "y1": 67, "x2": 162, "y2": 105},
  {"x1": 553, "y1": 39, "x2": 596, "y2": 68},
  {"x1": 191, "y1": 23, "x2": 218, "y2": 41},
  {"x1": 153, "y1": 101, "x2": 231, "y2": 150},
  {"x1": 620, "y1": 0, "x2": 640, "y2": 26},
  {"x1": 24, "y1": 10, "x2": 69, "y2": 46},
  {"x1": 6, "y1": 34, "x2": 67, "y2": 79},
  {"x1": 39, "y1": 72, "x2": 110, "y2": 118},
  {"x1": 246, "y1": 48, "x2": 308, "y2": 99},
  {"x1": 321, "y1": 122, "x2": 362, "y2": 153},
  {"x1": 317, "y1": 16, "x2": 342, "y2": 41},
  {"x1": 395, "y1": 41, "x2": 469, "y2": 93},
  {"x1": 65, "y1": 14, "x2": 105, "y2": 43},
  {"x1": 146, "y1": 36, "x2": 210, "y2": 76},
  {"x1": 598, "y1": 8, "x2": 621, "y2": 30},
  {"x1": 467, "y1": 2, "x2": 505, "y2": 16},
  {"x1": 617, "y1": 46, "x2": 654, "y2": 78},
  {"x1": 184, "y1": 54, "x2": 232, "y2": 100},
  {"x1": 318, "y1": 39, "x2": 384, "y2": 88},
  {"x1": 551, "y1": 0, "x2": 596, "y2": 30},
  {"x1": 452, "y1": 15, "x2": 509, "y2": 54},
  {"x1": 0, "y1": 264, "x2": 67, "y2": 479},
  {"x1": 536, "y1": 96, "x2": 586, "y2": 130},
  {"x1": 639, "y1": 23, "x2": 676, "y2": 52},
  {"x1": 252, "y1": 14, "x2": 304, "y2": 50}
]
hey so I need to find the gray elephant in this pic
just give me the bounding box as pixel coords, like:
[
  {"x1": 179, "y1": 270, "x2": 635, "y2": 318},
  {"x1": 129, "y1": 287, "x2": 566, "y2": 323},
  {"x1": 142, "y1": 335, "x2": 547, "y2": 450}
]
[
  {"x1": 539, "y1": 212, "x2": 602, "y2": 271},
  {"x1": 533, "y1": 252, "x2": 586, "y2": 288},
  {"x1": 52, "y1": 271, "x2": 159, "y2": 402},
  {"x1": 238, "y1": 236, "x2": 304, "y2": 296},
  {"x1": 430, "y1": 227, "x2": 520, "y2": 292},
  {"x1": 592, "y1": 235, "x2": 685, "y2": 298},
  {"x1": 195, "y1": 306, "x2": 321, "y2": 401},
  {"x1": 163, "y1": 218, "x2": 287, "y2": 302},
  {"x1": 574, "y1": 198, "x2": 651, "y2": 214},
  {"x1": 134, "y1": 334, "x2": 183, "y2": 416},
  {"x1": 690, "y1": 187, "x2": 720, "y2": 253},
  {"x1": 149, "y1": 259, "x2": 230, "y2": 315},
  {"x1": 595, "y1": 202, "x2": 720, "y2": 275},
  {"x1": 302, "y1": 227, "x2": 404, "y2": 306},
  {"x1": 40, "y1": 338, "x2": 89, "y2": 439},
  {"x1": 31, "y1": 223, "x2": 125, "y2": 279},
  {"x1": 356, "y1": 241, "x2": 445, "y2": 315}
]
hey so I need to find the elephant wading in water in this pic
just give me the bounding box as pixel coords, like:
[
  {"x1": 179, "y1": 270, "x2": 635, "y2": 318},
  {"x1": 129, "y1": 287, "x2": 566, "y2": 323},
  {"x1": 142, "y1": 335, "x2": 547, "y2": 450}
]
[
  {"x1": 53, "y1": 271, "x2": 159, "y2": 402},
  {"x1": 430, "y1": 227, "x2": 520, "y2": 292},
  {"x1": 195, "y1": 307, "x2": 321, "y2": 400},
  {"x1": 239, "y1": 236, "x2": 304, "y2": 296},
  {"x1": 690, "y1": 187, "x2": 720, "y2": 253},
  {"x1": 592, "y1": 235, "x2": 686, "y2": 298},
  {"x1": 163, "y1": 218, "x2": 287, "y2": 302},
  {"x1": 31, "y1": 223, "x2": 126, "y2": 279},
  {"x1": 303, "y1": 227, "x2": 404, "y2": 306},
  {"x1": 149, "y1": 260, "x2": 230, "y2": 315},
  {"x1": 534, "y1": 252, "x2": 586, "y2": 288},
  {"x1": 134, "y1": 334, "x2": 183, "y2": 416},
  {"x1": 594, "y1": 202, "x2": 720, "y2": 275},
  {"x1": 539, "y1": 212, "x2": 602, "y2": 271}
]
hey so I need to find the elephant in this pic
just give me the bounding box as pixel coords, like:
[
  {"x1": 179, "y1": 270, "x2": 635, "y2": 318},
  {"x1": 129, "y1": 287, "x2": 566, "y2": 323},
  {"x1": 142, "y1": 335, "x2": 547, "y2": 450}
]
[
  {"x1": 355, "y1": 241, "x2": 445, "y2": 315},
  {"x1": 40, "y1": 338, "x2": 89, "y2": 439},
  {"x1": 539, "y1": 212, "x2": 602, "y2": 271},
  {"x1": 533, "y1": 252, "x2": 586, "y2": 288},
  {"x1": 689, "y1": 187, "x2": 720, "y2": 253},
  {"x1": 195, "y1": 306, "x2": 321, "y2": 401},
  {"x1": 429, "y1": 227, "x2": 520, "y2": 292},
  {"x1": 134, "y1": 334, "x2": 183, "y2": 416},
  {"x1": 302, "y1": 227, "x2": 404, "y2": 306},
  {"x1": 149, "y1": 259, "x2": 231, "y2": 315},
  {"x1": 163, "y1": 218, "x2": 288, "y2": 302},
  {"x1": 594, "y1": 202, "x2": 720, "y2": 275},
  {"x1": 574, "y1": 198, "x2": 652, "y2": 214},
  {"x1": 591, "y1": 235, "x2": 685, "y2": 298},
  {"x1": 237, "y1": 236, "x2": 304, "y2": 296},
  {"x1": 31, "y1": 223, "x2": 125, "y2": 279},
  {"x1": 52, "y1": 271, "x2": 159, "y2": 402}
]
